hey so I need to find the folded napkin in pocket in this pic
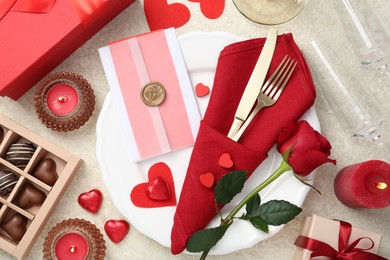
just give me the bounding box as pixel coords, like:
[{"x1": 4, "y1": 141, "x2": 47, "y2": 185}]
[{"x1": 171, "y1": 33, "x2": 316, "y2": 254}]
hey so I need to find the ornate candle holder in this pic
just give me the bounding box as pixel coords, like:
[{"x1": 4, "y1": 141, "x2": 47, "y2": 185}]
[
  {"x1": 43, "y1": 219, "x2": 106, "y2": 260},
  {"x1": 34, "y1": 72, "x2": 95, "y2": 132}
]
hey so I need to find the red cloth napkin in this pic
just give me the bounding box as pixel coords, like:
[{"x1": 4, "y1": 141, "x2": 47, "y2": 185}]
[{"x1": 171, "y1": 33, "x2": 316, "y2": 254}]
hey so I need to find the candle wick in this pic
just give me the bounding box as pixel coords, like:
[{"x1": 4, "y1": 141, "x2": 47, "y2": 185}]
[
  {"x1": 58, "y1": 96, "x2": 67, "y2": 103},
  {"x1": 375, "y1": 182, "x2": 387, "y2": 190},
  {"x1": 70, "y1": 246, "x2": 75, "y2": 253}
]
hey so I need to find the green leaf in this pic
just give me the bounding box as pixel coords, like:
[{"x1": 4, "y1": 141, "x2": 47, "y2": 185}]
[
  {"x1": 252, "y1": 200, "x2": 302, "y2": 226},
  {"x1": 186, "y1": 224, "x2": 231, "y2": 252},
  {"x1": 214, "y1": 170, "x2": 247, "y2": 205},
  {"x1": 245, "y1": 193, "x2": 261, "y2": 216},
  {"x1": 249, "y1": 216, "x2": 269, "y2": 233}
]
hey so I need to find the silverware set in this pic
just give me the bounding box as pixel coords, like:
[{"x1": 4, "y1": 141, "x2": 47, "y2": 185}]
[{"x1": 227, "y1": 29, "x2": 297, "y2": 142}]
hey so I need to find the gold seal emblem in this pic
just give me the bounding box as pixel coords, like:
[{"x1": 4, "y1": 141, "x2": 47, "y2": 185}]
[{"x1": 141, "y1": 82, "x2": 166, "y2": 106}]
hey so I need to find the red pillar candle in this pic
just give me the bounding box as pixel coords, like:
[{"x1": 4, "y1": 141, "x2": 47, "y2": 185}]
[
  {"x1": 334, "y1": 160, "x2": 390, "y2": 208},
  {"x1": 46, "y1": 84, "x2": 79, "y2": 116},
  {"x1": 54, "y1": 232, "x2": 89, "y2": 260}
]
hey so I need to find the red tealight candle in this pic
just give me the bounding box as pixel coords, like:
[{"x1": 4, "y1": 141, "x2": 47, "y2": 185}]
[
  {"x1": 334, "y1": 160, "x2": 390, "y2": 208},
  {"x1": 55, "y1": 232, "x2": 89, "y2": 260},
  {"x1": 34, "y1": 72, "x2": 95, "y2": 132},
  {"x1": 46, "y1": 84, "x2": 79, "y2": 116}
]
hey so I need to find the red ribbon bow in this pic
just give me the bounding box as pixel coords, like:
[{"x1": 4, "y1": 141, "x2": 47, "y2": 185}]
[{"x1": 294, "y1": 220, "x2": 387, "y2": 260}]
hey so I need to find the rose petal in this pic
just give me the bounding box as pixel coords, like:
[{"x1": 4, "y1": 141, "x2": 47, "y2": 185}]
[
  {"x1": 315, "y1": 131, "x2": 332, "y2": 156},
  {"x1": 277, "y1": 121, "x2": 299, "y2": 152},
  {"x1": 289, "y1": 150, "x2": 336, "y2": 176}
]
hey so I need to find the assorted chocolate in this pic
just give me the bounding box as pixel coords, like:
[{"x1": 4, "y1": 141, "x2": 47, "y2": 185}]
[
  {"x1": 0, "y1": 170, "x2": 19, "y2": 197},
  {"x1": 32, "y1": 158, "x2": 58, "y2": 186},
  {"x1": 5, "y1": 142, "x2": 36, "y2": 170},
  {"x1": 16, "y1": 183, "x2": 46, "y2": 209},
  {"x1": 2, "y1": 213, "x2": 28, "y2": 242}
]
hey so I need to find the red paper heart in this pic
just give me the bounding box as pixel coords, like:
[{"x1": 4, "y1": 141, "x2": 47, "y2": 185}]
[
  {"x1": 78, "y1": 189, "x2": 103, "y2": 214},
  {"x1": 199, "y1": 172, "x2": 214, "y2": 188},
  {"x1": 195, "y1": 83, "x2": 210, "y2": 97},
  {"x1": 188, "y1": 0, "x2": 225, "y2": 19},
  {"x1": 218, "y1": 153, "x2": 233, "y2": 168},
  {"x1": 104, "y1": 220, "x2": 130, "y2": 244},
  {"x1": 130, "y1": 162, "x2": 176, "y2": 208},
  {"x1": 144, "y1": 0, "x2": 190, "y2": 31}
]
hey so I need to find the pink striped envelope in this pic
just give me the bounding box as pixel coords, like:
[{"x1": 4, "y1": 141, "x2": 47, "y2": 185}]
[{"x1": 99, "y1": 28, "x2": 200, "y2": 161}]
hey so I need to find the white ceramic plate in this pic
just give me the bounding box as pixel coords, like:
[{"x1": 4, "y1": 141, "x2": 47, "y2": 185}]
[{"x1": 96, "y1": 31, "x2": 320, "y2": 255}]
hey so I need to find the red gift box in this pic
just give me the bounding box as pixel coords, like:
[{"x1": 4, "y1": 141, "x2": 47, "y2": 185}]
[{"x1": 0, "y1": 0, "x2": 134, "y2": 100}]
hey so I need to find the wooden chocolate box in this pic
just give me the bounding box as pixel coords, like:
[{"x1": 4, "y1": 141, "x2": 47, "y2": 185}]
[{"x1": 0, "y1": 114, "x2": 82, "y2": 259}]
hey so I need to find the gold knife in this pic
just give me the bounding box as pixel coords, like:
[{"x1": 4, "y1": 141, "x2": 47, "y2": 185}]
[{"x1": 227, "y1": 29, "x2": 278, "y2": 139}]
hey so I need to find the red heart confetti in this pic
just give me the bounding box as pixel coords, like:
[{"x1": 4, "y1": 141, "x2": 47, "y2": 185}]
[
  {"x1": 195, "y1": 83, "x2": 210, "y2": 97},
  {"x1": 188, "y1": 0, "x2": 225, "y2": 19},
  {"x1": 218, "y1": 153, "x2": 233, "y2": 168},
  {"x1": 199, "y1": 172, "x2": 215, "y2": 188},
  {"x1": 144, "y1": 0, "x2": 190, "y2": 31},
  {"x1": 130, "y1": 162, "x2": 176, "y2": 208},
  {"x1": 78, "y1": 189, "x2": 103, "y2": 214},
  {"x1": 104, "y1": 220, "x2": 130, "y2": 244},
  {"x1": 146, "y1": 177, "x2": 171, "y2": 201}
]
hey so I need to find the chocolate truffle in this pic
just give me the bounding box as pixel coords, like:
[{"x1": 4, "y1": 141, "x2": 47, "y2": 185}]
[
  {"x1": 16, "y1": 183, "x2": 46, "y2": 209},
  {"x1": 0, "y1": 171, "x2": 19, "y2": 197},
  {"x1": 2, "y1": 213, "x2": 28, "y2": 241},
  {"x1": 5, "y1": 142, "x2": 36, "y2": 169}
]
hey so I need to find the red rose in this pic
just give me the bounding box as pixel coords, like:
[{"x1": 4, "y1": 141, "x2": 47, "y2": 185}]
[{"x1": 277, "y1": 121, "x2": 336, "y2": 176}]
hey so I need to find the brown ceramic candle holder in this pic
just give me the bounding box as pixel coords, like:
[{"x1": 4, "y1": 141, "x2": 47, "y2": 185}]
[
  {"x1": 43, "y1": 219, "x2": 105, "y2": 260},
  {"x1": 34, "y1": 72, "x2": 95, "y2": 132}
]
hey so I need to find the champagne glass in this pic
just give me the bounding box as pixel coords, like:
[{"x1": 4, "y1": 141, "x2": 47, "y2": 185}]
[
  {"x1": 329, "y1": 0, "x2": 390, "y2": 82},
  {"x1": 304, "y1": 40, "x2": 389, "y2": 160},
  {"x1": 232, "y1": 0, "x2": 309, "y2": 25}
]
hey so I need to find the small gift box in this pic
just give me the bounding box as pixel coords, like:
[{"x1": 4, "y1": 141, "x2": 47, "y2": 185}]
[
  {"x1": 294, "y1": 215, "x2": 386, "y2": 259},
  {"x1": 0, "y1": 0, "x2": 134, "y2": 100}
]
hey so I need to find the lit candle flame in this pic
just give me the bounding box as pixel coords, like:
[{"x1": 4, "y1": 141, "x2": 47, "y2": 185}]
[
  {"x1": 375, "y1": 182, "x2": 387, "y2": 190},
  {"x1": 70, "y1": 246, "x2": 75, "y2": 253},
  {"x1": 58, "y1": 97, "x2": 66, "y2": 103}
]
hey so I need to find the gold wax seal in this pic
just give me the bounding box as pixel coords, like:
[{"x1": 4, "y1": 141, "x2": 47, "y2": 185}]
[{"x1": 141, "y1": 82, "x2": 166, "y2": 106}]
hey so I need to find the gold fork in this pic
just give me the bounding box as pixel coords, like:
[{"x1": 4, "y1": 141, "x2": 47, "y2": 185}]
[{"x1": 231, "y1": 55, "x2": 297, "y2": 142}]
